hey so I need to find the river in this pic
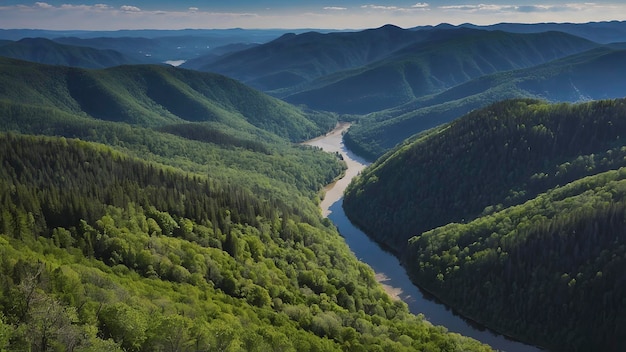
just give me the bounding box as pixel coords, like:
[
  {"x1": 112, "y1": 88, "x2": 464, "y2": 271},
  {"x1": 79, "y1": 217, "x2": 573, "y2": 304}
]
[{"x1": 304, "y1": 123, "x2": 540, "y2": 352}]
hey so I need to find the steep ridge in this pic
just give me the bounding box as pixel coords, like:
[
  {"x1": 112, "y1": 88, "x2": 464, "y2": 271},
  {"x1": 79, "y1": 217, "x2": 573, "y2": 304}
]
[
  {"x1": 345, "y1": 46, "x2": 626, "y2": 160},
  {"x1": 0, "y1": 57, "x2": 336, "y2": 141},
  {"x1": 0, "y1": 37, "x2": 139, "y2": 68},
  {"x1": 343, "y1": 98, "x2": 626, "y2": 350},
  {"x1": 285, "y1": 29, "x2": 598, "y2": 114},
  {"x1": 197, "y1": 25, "x2": 429, "y2": 93}
]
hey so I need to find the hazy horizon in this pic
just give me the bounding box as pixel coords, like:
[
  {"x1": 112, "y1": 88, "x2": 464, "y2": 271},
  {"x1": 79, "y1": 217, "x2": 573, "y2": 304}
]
[{"x1": 0, "y1": 1, "x2": 625, "y2": 31}]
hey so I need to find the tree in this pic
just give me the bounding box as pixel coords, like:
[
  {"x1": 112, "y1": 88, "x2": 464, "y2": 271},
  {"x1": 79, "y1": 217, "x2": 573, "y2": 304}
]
[
  {"x1": 149, "y1": 315, "x2": 194, "y2": 352},
  {"x1": 0, "y1": 314, "x2": 12, "y2": 351},
  {"x1": 244, "y1": 284, "x2": 271, "y2": 308},
  {"x1": 99, "y1": 303, "x2": 148, "y2": 352},
  {"x1": 25, "y1": 295, "x2": 81, "y2": 352}
]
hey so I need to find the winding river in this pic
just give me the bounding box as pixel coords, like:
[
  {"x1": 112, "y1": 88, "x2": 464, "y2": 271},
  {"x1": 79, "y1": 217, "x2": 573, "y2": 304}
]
[{"x1": 305, "y1": 123, "x2": 540, "y2": 352}]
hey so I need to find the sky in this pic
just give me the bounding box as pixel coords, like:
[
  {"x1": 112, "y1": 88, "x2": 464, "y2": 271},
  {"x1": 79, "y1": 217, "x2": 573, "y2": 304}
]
[{"x1": 0, "y1": 1, "x2": 625, "y2": 30}]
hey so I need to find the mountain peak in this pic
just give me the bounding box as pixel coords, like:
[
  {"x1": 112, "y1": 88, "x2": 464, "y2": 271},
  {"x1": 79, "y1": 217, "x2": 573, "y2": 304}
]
[
  {"x1": 274, "y1": 32, "x2": 297, "y2": 42},
  {"x1": 375, "y1": 24, "x2": 404, "y2": 32},
  {"x1": 433, "y1": 23, "x2": 458, "y2": 29}
]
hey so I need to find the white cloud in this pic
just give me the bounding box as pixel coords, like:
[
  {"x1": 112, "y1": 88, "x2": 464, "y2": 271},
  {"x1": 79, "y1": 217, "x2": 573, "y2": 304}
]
[
  {"x1": 439, "y1": 4, "x2": 515, "y2": 12},
  {"x1": 34, "y1": 2, "x2": 53, "y2": 9},
  {"x1": 61, "y1": 4, "x2": 94, "y2": 10},
  {"x1": 361, "y1": 5, "x2": 399, "y2": 10},
  {"x1": 189, "y1": 7, "x2": 199, "y2": 12},
  {"x1": 120, "y1": 5, "x2": 141, "y2": 12},
  {"x1": 360, "y1": 3, "x2": 429, "y2": 12},
  {"x1": 438, "y1": 3, "x2": 600, "y2": 13},
  {"x1": 324, "y1": 7, "x2": 348, "y2": 11}
]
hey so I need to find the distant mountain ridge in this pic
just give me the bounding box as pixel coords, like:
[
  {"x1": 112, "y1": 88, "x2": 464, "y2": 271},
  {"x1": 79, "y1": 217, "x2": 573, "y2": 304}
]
[
  {"x1": 0, "y1": 37, "x2": 139, "y2": 68},
  {"x1": 457, "y1": 20, "x2": 626, "y2": 44},
  {"x1": 282, "y1": 29, "x2": 598, "y2": 114},
  {"x1": 192, "y1": 24, "x2": 428, "y2": 93},
  {"x1": 344, "y1": 46, "x2": 626, "y2": 159},
  {"x1": 4, "y1": 28, "x2": 332, "y2": 64},
  {"x1": 405, "y1": 21, "x2": 626, "y2": 43}
]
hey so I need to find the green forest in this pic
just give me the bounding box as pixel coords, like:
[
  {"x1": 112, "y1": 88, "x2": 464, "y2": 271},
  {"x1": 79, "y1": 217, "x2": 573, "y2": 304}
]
[
  {"x1": 407, "y1": 166, "x2": 626, "y2": 351},
  {"x1": 0, "y1": 57, "x2": 491, "y2": 351},
  {"x1": 344, "y1": 98, "x2": 626, "y2": 350},
  {"x1": 6, "y1": 25, "x2": 626, "y2": 351}
]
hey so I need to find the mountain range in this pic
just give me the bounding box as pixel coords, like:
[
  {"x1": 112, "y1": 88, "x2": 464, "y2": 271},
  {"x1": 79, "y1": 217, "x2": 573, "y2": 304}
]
[
  {"x1": 282, "y1": 29, "x2": 598, "y2": 113},
  {"x1": 0, "y1": 28, "x2": 329, "y2": 64},
  {"x1": 344, "y1": 45, "x2": 626, "y2": 159},
  {"x1": 3, "y1": 20, "x2": 626, "y2": 352},
  {"x1": 451, "y1": 20, "x2": 626, "y2": 44},
  {"x1": 187, "y1": 24, "x2": 626, "y2": 159}
]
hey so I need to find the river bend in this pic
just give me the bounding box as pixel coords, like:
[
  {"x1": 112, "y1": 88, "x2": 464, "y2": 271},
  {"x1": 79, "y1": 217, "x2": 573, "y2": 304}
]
[{"x1": 304, "y1": 123, "x2": 540, "y2": 352}]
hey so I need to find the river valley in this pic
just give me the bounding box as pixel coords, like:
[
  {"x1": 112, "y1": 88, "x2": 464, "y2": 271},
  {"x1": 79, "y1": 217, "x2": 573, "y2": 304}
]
[{"x1": 304, "y1": 123, "x2": 541, "y2": 352}]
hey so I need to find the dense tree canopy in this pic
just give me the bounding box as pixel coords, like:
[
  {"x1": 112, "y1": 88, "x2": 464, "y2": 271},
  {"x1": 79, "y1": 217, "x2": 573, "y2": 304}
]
[
  {"x1": 0, "y1": 53, "x2": 491, "y2": 351},
  {"x1": 408, "y1": 168, "x2": 626, "y2": 350},
  {"x1": 344, "y1": 98, "x2": 626, "y2": 350},
  {"x1": 346, "y1": 98, "x2": 626, "y2": 252},
  {"x1": 0, "y1": 133, "x2": 491, "y2": 351}
]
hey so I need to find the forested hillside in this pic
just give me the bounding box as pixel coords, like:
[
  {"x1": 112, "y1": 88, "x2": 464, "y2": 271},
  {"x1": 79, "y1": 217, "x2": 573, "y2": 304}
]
[
  {"x1": 284, "y1": 30, "x2": 596, "y2": 114},
  {"x1": 0, "y1": 57, "x2": 336, "y2": 141},
  {"x1": 201, "y1": 27, "x2": 596, "y2": 105},
  {"x1": 190, "y1": 24, "x2": 426, "y2": 93},
  {"x1": 0, "y1": 134, "x2": 491, "y2": 352},
  {"x1": 0, "y1": 52, "x2": 492, "y2": 351},
  {"x1": 344, "y1": 46, "x2": 626, "y2": 160},
  {"x1": 407, "y1": 167, "x2": 626, "y2": 350},
  {"x1": 344, "y1": 98, "x2": 626, "y2": 350},
  {"x1": 193, "y1": 25, "x2": 617, "y2": 162}
]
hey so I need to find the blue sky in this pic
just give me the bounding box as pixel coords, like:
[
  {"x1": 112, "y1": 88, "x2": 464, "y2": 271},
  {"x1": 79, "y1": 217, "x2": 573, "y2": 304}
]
[{"x1": 0, "y1": 1, "x2": 624, "y2": 30}]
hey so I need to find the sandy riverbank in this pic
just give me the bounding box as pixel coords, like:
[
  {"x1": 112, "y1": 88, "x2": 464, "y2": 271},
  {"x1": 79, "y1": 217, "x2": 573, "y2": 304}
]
[{"x1": 303, "y1": 123, "x2": 404, "y2": 300}]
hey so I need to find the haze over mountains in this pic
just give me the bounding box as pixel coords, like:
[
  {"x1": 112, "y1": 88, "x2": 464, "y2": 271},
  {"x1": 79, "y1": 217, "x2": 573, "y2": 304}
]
[
  {"x1": 344, "y1": 44, "x2": 626, "y2": 158},
  {"x1": 5, "y1": 23, "x2": 625, "y2": 160},
  {"x1": 0, "y1": 28, "x2": 333, "y2": 65},
  {"x1": 177, "y1": 21, "x2": 626, "y2": 159},
  {"x1": 0, "y1": 37, "x2": 141, "y2": 68},
  {"x1": 417, "y1": 21, "x2": 626, "y2": 44}
]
